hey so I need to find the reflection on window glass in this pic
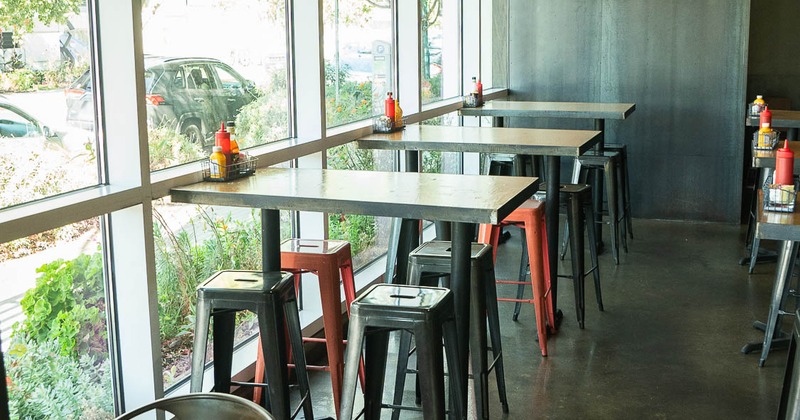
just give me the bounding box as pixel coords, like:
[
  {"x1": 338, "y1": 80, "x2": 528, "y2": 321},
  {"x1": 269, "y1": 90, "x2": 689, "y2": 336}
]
[
  {"x1": 141, "y1": 0, "x2": 289, "y2": 171},
  {"x1": 422, "y1": 0, "x2": 459, "y2": 105},
  {"x1": 1, "y1": 5, "x2": 99, "y2": 210},
  {"x1": 1, "y1": 220, "x2": 113, "y2": 418},
  {"x1": 153, "y1": 198, "x2": 293, "y2": 389},
  {"x1": 323, "y1": 0, "x2": 393, "y2": 128},
  {"x1": 327, "y1": 144, "x2": 394, "y2": 268}
]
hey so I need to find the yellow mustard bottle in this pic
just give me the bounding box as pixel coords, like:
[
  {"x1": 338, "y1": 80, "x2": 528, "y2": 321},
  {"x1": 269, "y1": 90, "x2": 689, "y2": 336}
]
[
  {"x1": 394, "y1": 99, "x2": 403, "y2": 128},
  {"x1": 209, "y1": 146, "x2": 227, "y2": 179}
]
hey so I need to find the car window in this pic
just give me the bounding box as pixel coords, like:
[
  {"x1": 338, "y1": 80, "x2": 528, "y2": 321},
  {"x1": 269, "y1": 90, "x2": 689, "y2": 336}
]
[
  {"x1": 183, "y1": 64, "x2": 215, "y2": 90},
  {"x1": 211, "y1": 64, "x2": 243, "y2": 91},
  {"x1": 0, "y1": 105, "x2": 41, "y2": 137}
]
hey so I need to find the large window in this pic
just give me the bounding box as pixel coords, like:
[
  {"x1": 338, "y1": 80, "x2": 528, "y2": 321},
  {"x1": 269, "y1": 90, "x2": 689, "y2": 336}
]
[
  {"x1": 1, "y1": 221, "x2": 113, "y2": 419},
  {"x1": 1, "y1": 5, "x2": 98, "y2": 210},
  {"x1": 323, "y1": 0, "x2": 393, "y2": 128},
  {"x1": 141, "y1": 0, "x2": 290, "y2": 170},
  {"x1": 0, "y1": 0, "x2": 504, "y2": 414}
]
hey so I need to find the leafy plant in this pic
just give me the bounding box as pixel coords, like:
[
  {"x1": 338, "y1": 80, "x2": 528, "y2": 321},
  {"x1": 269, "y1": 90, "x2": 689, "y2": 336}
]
[
  {"x1": 148, "y1": 122, "x2": 206, "y2": 170},
  {"x1": 7, "y1": 339, "x2": 113, "y2": 420},
  {"x1": 325, "y1": 62, "x2": 374, "y2": 127},
  {"x1": 12, "y1": 252, "x2": 107, "y2": 357},
  {"x1": 235, "y1": 69, "x2": 290, "y2": 148}
]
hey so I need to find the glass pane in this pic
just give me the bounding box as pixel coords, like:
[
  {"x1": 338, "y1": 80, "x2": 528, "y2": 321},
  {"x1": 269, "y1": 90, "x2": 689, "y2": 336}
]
[
  {"x1": 2, "y1": 220, "x2": 113, "y2": 418},
  {"x1": 2, "y1": 5, "x2": 99, "y2": 210},
  {"x1": 153, "y1": 198, "x2": 293, "y2": 389},
  {"x1": 422, "y1": 0, "x2": 460, "y2": 104},
  {"x1": 422, "y1": 112, "x2": 460, "y2": 174},
  {"x1": 327, "y1": 144, "x2": 394, "y2": 269},
  {"x1": 142, "y1": 1, "x2": 290, "y2": 171},
  {"x1": 323, "y1": 0, "x2": 393, "y2": 128},
  {"x1": 481, "y1": 0, "x2": 508, "y2": 89}
]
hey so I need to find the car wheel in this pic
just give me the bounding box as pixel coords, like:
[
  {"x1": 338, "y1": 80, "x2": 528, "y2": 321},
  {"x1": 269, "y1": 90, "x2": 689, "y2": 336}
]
[{"x1": 182, "y1": 123, "x2": 203, "y2": 145}]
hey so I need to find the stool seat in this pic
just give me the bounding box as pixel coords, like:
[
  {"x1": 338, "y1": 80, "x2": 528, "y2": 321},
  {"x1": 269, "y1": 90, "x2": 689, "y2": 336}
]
[
  {"x1": 339, "y1": 284, "x2": 466, "y2": 420},
  {"x1": 190, "y1": 270, "x2": 313, "y2": 420}
]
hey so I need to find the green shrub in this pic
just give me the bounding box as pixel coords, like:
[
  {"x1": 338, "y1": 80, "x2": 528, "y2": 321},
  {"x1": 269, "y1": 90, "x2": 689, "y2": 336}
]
[
  {"x1": 148, "y1": 123, "x2": 206, "y2": 170},
  {"x1": 12, "y1": 252, "x2": 106, "y2": 357},
  {"x1": 235, "y1": 70, "x2": 290, "y2": 148},
  {"x1": 325, "y1": 62, "x2": 374, "y2": 127},
  {"x1": 7, "y1": 339, "x2": 113, "y2": 420}
]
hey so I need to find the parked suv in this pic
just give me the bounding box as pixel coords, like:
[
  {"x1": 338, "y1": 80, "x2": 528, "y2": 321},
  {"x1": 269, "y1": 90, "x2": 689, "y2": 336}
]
[{"x1": 65, "y1": 56, "x2": 257, "y2": 146}]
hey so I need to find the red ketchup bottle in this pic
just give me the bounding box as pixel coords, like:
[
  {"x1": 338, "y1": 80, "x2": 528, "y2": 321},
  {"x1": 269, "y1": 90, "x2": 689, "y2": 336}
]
[
  {"x1": 775, "y1": 140, "x2": 795, "y2": 185},
  {"x1": 760, "y1": 106, "x2": 772, "y2": 131},
  {"x1": 385, "y1": 92, "x2": 395, "y2": 120},
  {"x1": 215, "y1": 122, "x2": 231, "y2": 155}
]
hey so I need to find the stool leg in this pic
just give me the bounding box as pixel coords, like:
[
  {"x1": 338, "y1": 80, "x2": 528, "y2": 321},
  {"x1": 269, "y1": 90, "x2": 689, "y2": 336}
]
[
  {"x1": 523, "y1": 215, "x2": 549, "y2": 356},
  {"x1": 483, "y1": 254, "x2": 509, "y2": 412},
  {"x1": 385, "y1": 217, "x2": 402, "y2": 284},
  {"x1": 316, "y1": 261, "x2": 346, "y2": 417},
  {"x1": 340, "y1": 316, "x2": 366, "y2": 420},
  {"x1": 621, "y1": 149, "x2": 633, "y2": 239},
  {"x1": 257, "y1": 299, "x2": 292, "y2": 419},
  {"x1": 442, "y1": 318, "x2": 466, "y2": 420},
  {"x1": 285, "y1": 295, "x2": 314, "y2": 420},
  {"x1": 390, "y1": 331, "x2": 415, "y2": 420},
  {"x1": 749, "y1": 238, "x2": 761, "y2": 274},
  {"x1": 513, "y1": 231, "x2": 528, "y2": 321},
  {"x1": 415, "y1": 323, "x2": 447, "y2": 420},
  {"x1": 212, "y1": 309, "x2": 236, "y2": 393},
  {"x1": 585, "y1": 200, "x2": 603, "y2": 311},
  {"x1": 190, "y1": 297, "x2": 212, "y2": 392},
  {"x1": 391, "y1": 258, "x2": 426, "y2": 419},
  {"x1": 340, "y1": 260, "x2": 367, "y2": 390},
  {"x1": 615, "y1": 157, "x2": 629, "y2": 253},
  {"x1": 567, "y1": 195, "x2": 586, "y2": 329},
  {"x1": 469, "y1": 262, "x2": 489, "y2": 420},
  {"x1": 364, "y1": 329, "x2": 391, "y2": 420},
  {"x1": 603, "y1": 159, "x2": 620, "y2": 265}
]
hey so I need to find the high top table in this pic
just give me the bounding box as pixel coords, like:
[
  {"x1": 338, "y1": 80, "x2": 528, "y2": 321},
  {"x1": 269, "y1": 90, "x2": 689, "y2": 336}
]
[
  {"x1": 171, "y1": 167, "x2": 538, "y2": 419},
  {"x1": 357, "y1": 125, "x2": 601, "y2": 321},
  {"x1": 460, "y1": 100, "x2": 636, "y2": 268},
  {"x1": 742, "y1": 191, "x2": 800, "y2": 367},
  {"x1": 747, "y1": 110, "x2": 800, "y2": 141}
]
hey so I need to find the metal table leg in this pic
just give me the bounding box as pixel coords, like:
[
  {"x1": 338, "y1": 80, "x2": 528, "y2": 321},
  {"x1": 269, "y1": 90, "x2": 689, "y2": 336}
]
[
  {"x1": 451, "y1": 222, "x2": 473, "y2": 419},
  {"x1": 759, "y1": 240, "x2": 799, "y2": 367},
  {"x1": 260, "y1": 209, "x2": 292, "y2": 419},
  {"x1": 546, "y1": 156, "x2": 561, "y2": 320}
]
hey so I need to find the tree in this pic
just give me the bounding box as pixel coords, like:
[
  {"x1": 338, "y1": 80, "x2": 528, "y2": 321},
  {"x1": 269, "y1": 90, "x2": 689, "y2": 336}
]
[{"x1": 0, "y1": 0, "x2": 83, "y2": 34}]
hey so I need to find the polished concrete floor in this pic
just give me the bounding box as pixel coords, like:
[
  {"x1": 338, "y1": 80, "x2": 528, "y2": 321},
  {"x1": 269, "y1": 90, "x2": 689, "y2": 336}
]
[{"x1": 301, "y1": 218, "x2": 788, "y2": 419}]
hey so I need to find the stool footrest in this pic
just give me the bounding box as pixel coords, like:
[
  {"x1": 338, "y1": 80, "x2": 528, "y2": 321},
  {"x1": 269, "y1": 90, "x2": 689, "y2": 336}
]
[
  {"x1": 497, "y1": 297, "x2": 534, "y2": 304},
  {"x1": 496, "y1": 280, "x2": 529, "y2": 285},
  {"x1": 382, "y1": 403, "x2": 424, "y2": 412},
  {"x1": 230, "y1": 380, "x2": 269, "y2": 389},
  {"x1": 288, "y1": 363, "x2": 331, "y2": 372}
]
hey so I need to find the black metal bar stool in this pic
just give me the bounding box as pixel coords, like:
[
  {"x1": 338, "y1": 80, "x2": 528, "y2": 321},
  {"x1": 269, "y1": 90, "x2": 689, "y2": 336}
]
[
  {"x1": 339, "y1": 284, "x2": 465, "y2": 420},
  {"x1": 483, "y1": 153, "x2": 543, "y2": 177},
  {"x1": 189, "y1": 270, "x2": 313, "y2": 420},
  {"x1": 571, "y1": 150, "x2": 626, "y2": 264},
  {"x1": 604, "y1": 143, "x2": 633, "y2": 239},
  {"x1": 559, "y1": 184, "x2": 603, "y2": 327},
  {"x1": 391, "y1": 241, "x2": 508, "y2": 420}
]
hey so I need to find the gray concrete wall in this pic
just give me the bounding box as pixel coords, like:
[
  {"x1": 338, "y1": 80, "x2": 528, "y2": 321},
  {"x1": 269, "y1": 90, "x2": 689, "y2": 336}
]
[{"x1": 508, "y1": 0, "x2": 750, "y2": 222}]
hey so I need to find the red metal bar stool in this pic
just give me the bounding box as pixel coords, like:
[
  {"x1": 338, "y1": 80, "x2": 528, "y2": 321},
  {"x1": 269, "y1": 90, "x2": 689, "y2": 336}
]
[
  {"x1": 478, "y1": 199, "x2": 554, "y2": 356},
  {"x1": 253, "y1": 239, "x2": 363, "y2": 417}
]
